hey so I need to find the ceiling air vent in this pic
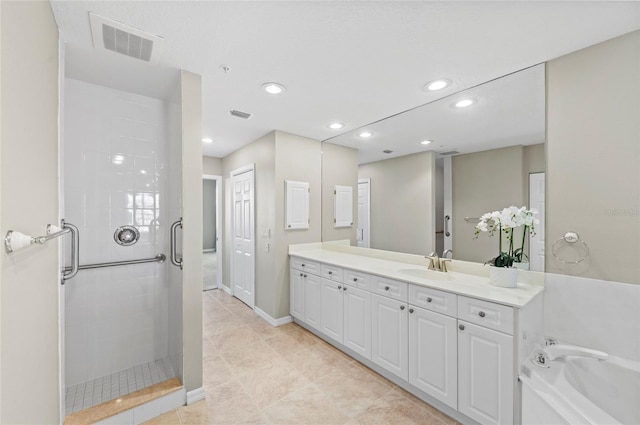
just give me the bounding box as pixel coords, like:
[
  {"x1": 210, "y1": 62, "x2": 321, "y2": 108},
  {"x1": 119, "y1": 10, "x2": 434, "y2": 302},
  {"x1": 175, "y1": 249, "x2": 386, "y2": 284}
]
[
  {"x1": 439, "y1": 150, "x2": 460, "y2": 156},
  {"x1": 89, "y1": 12, "x2": 164, "y2": 63},
  {"x1": 229, "y1": 110, "x2": 252, "y2": 119}
]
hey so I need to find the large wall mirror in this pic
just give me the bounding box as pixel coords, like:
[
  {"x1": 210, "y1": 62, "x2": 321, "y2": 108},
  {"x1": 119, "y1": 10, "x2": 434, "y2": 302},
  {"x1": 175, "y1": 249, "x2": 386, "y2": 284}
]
[{"x1": 322, "y1": 64, "x2": 546, "y2": 271}]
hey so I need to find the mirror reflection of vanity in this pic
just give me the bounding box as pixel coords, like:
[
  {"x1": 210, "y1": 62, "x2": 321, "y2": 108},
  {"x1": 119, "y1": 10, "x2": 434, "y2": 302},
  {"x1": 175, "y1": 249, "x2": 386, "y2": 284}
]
[{"x1": 322, "y1": 64, "x2": 546, "y2": 270}]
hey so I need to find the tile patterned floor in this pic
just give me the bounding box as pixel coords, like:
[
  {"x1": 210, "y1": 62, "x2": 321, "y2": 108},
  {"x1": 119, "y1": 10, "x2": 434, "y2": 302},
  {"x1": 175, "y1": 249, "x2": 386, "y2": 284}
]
[
  {"x1": 66, "y1": 357, "x2": 175, "y2": 415},
  {"x1": 144, "y1": 289, "x2": 460, "y2": 425}
]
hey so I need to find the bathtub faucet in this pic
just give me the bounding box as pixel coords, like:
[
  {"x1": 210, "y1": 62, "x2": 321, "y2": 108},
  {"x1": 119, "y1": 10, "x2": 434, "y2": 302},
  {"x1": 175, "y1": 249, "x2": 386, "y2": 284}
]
[{"x1": 544, "y1": 343, "x2": 609, "y2": 362}]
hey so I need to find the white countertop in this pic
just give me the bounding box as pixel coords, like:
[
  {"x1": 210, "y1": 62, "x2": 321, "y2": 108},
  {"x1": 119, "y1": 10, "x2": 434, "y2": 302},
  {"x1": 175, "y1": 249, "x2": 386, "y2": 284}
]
[{"x1": 289, "y1": 247, "x2": 543, "y2": 308}]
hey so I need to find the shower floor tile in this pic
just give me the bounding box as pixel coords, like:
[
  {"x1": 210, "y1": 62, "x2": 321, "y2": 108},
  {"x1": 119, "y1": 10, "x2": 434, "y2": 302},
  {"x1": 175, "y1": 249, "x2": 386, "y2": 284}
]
[{"x1": 65, "y1": 357, "x2": 175, "y2": 415}]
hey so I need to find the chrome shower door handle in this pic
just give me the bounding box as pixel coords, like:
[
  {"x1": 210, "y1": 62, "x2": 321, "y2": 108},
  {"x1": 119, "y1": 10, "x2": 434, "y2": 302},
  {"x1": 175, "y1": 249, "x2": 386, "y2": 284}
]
[
  {"x1": 170, "y1": 218, "x2": 183, "y2": 269},
  {"x1": 444, "y1": 215, "x2": 451, "y2": 237},
  {"x1": 61, "y1": 221, "x2": 80, "y2": 284}
]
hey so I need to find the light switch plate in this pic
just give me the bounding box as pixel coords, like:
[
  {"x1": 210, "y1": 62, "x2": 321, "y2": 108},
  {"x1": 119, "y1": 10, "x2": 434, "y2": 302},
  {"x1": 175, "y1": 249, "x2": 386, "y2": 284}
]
[{"x1": 262, "y1": 228, "x2": 271, "y2": 238}]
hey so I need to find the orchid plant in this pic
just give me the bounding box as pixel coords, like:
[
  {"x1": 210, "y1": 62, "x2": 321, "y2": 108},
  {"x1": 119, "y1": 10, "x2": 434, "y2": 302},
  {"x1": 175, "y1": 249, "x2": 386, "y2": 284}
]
[{"x1": 474, "y1": 206, "x2": 539, "y2": 267}]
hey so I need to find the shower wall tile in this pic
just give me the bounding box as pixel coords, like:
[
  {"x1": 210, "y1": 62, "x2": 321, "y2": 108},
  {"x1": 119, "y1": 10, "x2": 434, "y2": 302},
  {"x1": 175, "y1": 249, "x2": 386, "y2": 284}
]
[{"x1": 64, "y1": 78, "x2": 171, "y2": 387}]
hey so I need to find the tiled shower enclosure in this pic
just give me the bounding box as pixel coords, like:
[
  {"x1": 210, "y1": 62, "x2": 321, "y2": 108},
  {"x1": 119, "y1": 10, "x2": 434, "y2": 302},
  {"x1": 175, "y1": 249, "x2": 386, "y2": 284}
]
[{"x1": 62, "y1": 78, "x2": 182, "y2": 414}]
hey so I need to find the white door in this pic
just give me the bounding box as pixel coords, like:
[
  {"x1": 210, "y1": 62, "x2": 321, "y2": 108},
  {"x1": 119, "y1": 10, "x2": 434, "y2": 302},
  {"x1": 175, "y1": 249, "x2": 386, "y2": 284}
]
[
  {"x1": 290, "y1": 268, "x2": 304, "y2": 320},
  {"x1": 304, "y1": 273, "x2": 322, "y2": 329},
  {"x1": 343, "y1": 284, "x2": 371, "y2": 359},
  {"x1": 334, "y1": 185, "x2": 353, "y2": 228},
  {"x1": 320, "y1": 279, "x2": 343, "y2": 343},
  {"x1": 529, "y1": 173, "x2": 545, "y2": 272},
  {"x1": 409, "y1": 306, "x2": 457, "y2": 409},
  {"x1": 357, "y1": 179, "x2": 370, "y2": 248},
  {"x1": 371, "y1": 294, "x2": 408, "y2": 380},
  {"x1": 231, "y1": 165, "x2": 255, "y2": 308},
  {"x1": 458, "y1": 321, "x2": 514, "y2": 425}
]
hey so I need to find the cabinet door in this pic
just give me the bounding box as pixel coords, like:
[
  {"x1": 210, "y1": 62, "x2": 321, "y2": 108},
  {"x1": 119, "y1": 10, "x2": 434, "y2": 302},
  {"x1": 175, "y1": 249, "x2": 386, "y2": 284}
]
[
  {"x1": 458, "y1": 320, "x2": 514, "y2": 425},
  {"x1": 290, "y1": 268, "x2": 304, "y2": 320},
  {"x1": 343, "y1": 285, "x2": 371, "y2": 359},
  {"x1": 304, "y1": 273, "x2": 322, "y2": 329},
  {"x1": 371, "y1": 294, "x2": 408, "y2": 380},
  {"x1": 320, "y1": 278, "x2": 344, "y2": 343},
  {"x1": 408, "y1": 306, "x2": 457, "y2": 409}
]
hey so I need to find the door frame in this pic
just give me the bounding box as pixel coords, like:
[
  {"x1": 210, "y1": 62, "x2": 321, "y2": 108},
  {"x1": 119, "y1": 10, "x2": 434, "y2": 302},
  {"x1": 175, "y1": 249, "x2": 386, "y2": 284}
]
[
  {"x1": 357, "y1": 178, "x2": 371, "y2": 248},
  {"x1": 230, "y1": 164, "x2": 256, "y2": 308},
  {"x1": 202, "y1": 174, "x2": 222, "y2": 289}
]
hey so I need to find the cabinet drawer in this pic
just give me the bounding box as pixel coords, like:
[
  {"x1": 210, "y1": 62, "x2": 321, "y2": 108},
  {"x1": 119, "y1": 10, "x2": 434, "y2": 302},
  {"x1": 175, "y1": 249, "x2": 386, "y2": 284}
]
[
  {"x1": 344, "y1": 269, "x2": 371, "y2": 291},
  {"x1": 409, "y1": 285, "x2": 457, "y2": 318},
  {"x1": 371, "y1": 276, "x2": 408, "y2": 302},
  {"x1": 321, "y1": 264, "x2": 344, "y2": 282},
  {"x1": 457, "y1": 296, "x2": 514, "y2": 335},
  {"x1": 291, "y1": 257, "x2": 321, "y2": 275}
]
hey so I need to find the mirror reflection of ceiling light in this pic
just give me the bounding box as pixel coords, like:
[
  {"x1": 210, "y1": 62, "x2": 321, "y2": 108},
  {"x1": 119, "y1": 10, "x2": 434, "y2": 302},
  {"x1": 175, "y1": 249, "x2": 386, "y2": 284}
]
[
  {"x1": 358, "y1": 131, "x2": 373, "y2": 138},
  {"x1": 262, "y1": 82, "x2": 285, "y2": 94},
  {"x1": 455, "y1": 98, "x2": 476, "y2": 108},
  {"x1": 425, "y1": 79, "x2": 451, "y2": 91},
  {"x1": 420, "y1": 140, "x2": 432, "y2": 145},
  {"x1": 202, "y1": 138, "x2": 213, "y2": 144},
  {"x1": 112, "y1": 155, "x2": 124, "y2": 165},
  {"x1": 329, "y1": 122, "x2": 344, "y2": 130}
]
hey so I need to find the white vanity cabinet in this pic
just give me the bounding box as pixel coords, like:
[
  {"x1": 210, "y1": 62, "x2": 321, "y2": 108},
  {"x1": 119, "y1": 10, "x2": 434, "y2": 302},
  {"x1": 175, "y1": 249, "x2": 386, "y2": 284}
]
[
  {"x1": 289, "y1": 253, "x2": 536, "y2": 425},
  {"x1": 319, "y1": 268, "x2": 372, "y2": 359},
  {"x1": 371, "y1": 293, "x2": 409, "y2": 380},
  {"x1": 408, "y1": 304, "x2": 458, "y2": 409},
  {"x1": 290, "y1": 259, "x2": 321, "y2": 324},
  {"x1": 457, "y1": 296, "x2": 514, "y2": 425}
]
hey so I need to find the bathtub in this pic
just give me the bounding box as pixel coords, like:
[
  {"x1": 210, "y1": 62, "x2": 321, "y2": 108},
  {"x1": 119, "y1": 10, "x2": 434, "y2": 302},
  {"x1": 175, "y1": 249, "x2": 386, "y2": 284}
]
[{"x1": 520, "y1": 354, "x2": 640, "y2": 425}]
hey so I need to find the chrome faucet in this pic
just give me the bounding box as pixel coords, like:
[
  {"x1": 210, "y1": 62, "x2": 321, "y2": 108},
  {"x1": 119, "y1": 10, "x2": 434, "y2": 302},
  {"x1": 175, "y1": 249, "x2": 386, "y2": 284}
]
[
  {"x1": 442, "y1": 249, "x2": 454, "y2": 259},
  {"x1": 426, "y1": 253, "x2": 451, "y2": 272}
]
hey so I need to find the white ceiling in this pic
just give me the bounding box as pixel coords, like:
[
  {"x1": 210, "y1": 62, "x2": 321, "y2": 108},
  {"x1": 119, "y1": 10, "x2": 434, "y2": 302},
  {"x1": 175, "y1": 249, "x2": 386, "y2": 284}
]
[{"x1": 50, "y1": 1, "x2": 640, "y2": 159}]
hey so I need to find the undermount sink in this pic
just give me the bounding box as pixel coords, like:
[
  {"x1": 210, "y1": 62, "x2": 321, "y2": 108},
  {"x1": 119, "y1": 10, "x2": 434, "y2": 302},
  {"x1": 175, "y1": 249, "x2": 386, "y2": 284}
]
[{"x1": 397, "y1": 268, "x2": 454, "y2": 281}]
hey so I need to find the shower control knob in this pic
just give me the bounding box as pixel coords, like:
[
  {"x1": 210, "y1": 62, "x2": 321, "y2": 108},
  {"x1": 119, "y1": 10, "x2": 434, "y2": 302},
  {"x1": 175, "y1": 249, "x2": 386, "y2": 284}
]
[
  {"x1": 479, "y1": 311, "x2": 486, "y2": 318},
  {"x1": 459, "y1": 324, "x2": 465, "y2": 331},
  {"x1": 114, "y1": 225, "x2": 140, "y2": 246}
]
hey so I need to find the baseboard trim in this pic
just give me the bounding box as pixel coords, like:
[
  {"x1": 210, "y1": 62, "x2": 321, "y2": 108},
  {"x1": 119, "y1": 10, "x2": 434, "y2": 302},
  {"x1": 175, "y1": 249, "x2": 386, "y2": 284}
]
[
  {"x1": 186, "y1": 387, "x2": 205, "y2": 405},
  {"x1": 254, "y1": 307, "x2": 293, "y2": 327},
  {"x1": 220, "y1": 285, "x2": 232, "y2": 295}
]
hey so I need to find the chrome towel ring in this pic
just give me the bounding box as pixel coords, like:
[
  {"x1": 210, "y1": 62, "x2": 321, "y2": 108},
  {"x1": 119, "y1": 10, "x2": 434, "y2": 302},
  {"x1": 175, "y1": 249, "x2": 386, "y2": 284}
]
[{"x1": 551, "y1": 231, "x2": 589, "y2": 264}]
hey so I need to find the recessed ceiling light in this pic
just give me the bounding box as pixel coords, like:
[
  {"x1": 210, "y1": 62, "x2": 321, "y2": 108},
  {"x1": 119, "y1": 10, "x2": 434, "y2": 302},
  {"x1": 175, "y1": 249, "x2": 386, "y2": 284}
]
[
  {"x1": 425, "y1": 79, "x2": 451, "y2": 91},
  {"x1": 358, "y1": 131, "x2": 373, "y2": 138},
  {"x1": 328, "y1": 122, "x2": 344, "y2": 130},
  {"x1": 262, "y1": 82, "x2": 285, "y2": 95},
  {"x1": 202, "y1": 138, "x2": 213, "y2": 144},
  {"x1": 455, "y1": 98, "x2": 476, "y2": 108},
  {"x1": 420, "y1": 140, "x2": 432, "y2": 145}
]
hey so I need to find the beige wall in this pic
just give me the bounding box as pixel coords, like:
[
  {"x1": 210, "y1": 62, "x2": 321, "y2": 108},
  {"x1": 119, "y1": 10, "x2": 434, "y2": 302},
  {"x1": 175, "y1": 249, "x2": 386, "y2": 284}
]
[
  {"x1": 180, "y1": 71, "x2": 203, "y2": 392},
  {"x1": 452, "y1": 146, "x2": 526, "y2": 263},
  {"x1": 222, "y1": 132, "x2": 276, "y2": 315},
  {"x1": 358, "y1": 151, "x2": 436, "y2": 256},
  {"x1": 203, "y1": 155, "x2": 222, "y2": 175},
  {"x1": 546, "y1": 30, "x2": 640, "y2": 284},
  {"x1": 321, "y1": 143, "x2": 358, "y2": 245},
  {"x1": 274, "y1": 131, "x2": 322, "y2": 318},
  {"x1": 1, "y1": 2, "x2": 61, "y2": 423}
]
